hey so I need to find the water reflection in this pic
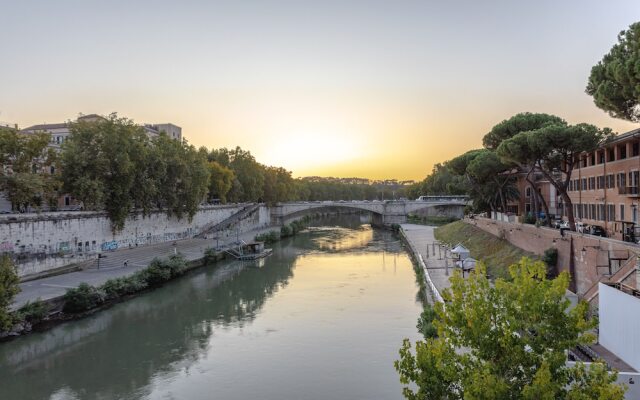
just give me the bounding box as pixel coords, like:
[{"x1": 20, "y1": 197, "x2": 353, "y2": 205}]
[{"x1": 0, "y1": 216, "x2": 421, "y2": 400}]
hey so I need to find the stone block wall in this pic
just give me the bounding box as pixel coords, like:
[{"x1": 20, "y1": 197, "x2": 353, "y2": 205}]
[
  {"x1": 1, "y1": 205, "x2": 249, "y2": 277},
  {"x1": 469, "y1": 217, "x2": 640, "y2": 295}
]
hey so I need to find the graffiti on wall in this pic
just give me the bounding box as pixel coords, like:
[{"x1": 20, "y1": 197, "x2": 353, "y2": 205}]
[{"x1": 101, "y1": 241, "x2": 118, "y2": 251}]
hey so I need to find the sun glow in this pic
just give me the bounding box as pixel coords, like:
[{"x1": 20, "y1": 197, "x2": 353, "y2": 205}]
[{"x1": 260, "y1": 128, "x2": 363, "y2": 175}]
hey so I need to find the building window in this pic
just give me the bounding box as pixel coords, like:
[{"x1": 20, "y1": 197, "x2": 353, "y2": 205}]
[
  {"x1": 525, "y1": 187, "x2": 531, "y2": 198},
  {"x1": 621, "y1": 204, "x2": 625, "y2": 221},
  {"x1": 607, "y1": 174, "x2": 615, "y2": 189},
  {"x1": 618, "y1": 172, "x2": 627, "y2": 188},
  {"x1": 620, "y1": 144, "x2": 627, "y2": 160},
  {"x1": 582, "y1": 178, "x2": 587, "y2": 190},
  {"x1": 597, "y1": 176, "x2": 604, "y2": 189},
  {"x1": 599, "y1": 151, "x2": 605, "y2": 164},
  {"x1": 590, "y1": 152, "x2": 596, "y2": 166},
  {"x1": 608, "y1": 148, "x2": 615, "y2": 162},
  {"x1": 633, "y1": 142, "x2": 639, "y2": 157},
  {"x1": 608, "y1": 204, "x2": 615, "y2": 221}
]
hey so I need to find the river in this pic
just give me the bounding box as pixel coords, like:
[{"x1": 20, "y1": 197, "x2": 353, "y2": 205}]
[{"x1": 0, "y1": 216, "x2": 423, "y2": 400}]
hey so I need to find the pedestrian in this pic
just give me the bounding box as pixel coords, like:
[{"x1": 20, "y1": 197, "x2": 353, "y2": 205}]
[{"x1": 124, "y1": 259, "x2": 128, "y2": 268}]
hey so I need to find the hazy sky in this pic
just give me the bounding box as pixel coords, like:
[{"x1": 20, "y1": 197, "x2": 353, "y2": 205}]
[{"x1": 1, "y1": 0, "x2": 639, "y2": 180}]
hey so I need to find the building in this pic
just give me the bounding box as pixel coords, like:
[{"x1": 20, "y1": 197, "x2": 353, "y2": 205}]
[
  {"x1": 567, "y1": 128, "x2": 640, "y2": 241},
  {"x1": 143, "y1": 123, "x2": 182, "y2": 141},
  {"x1": 505, "y1": 169, "x2": 559, "y2": 219},
  {"x1": 22, "y1": 114, "x2": 182, "y2": 150}
]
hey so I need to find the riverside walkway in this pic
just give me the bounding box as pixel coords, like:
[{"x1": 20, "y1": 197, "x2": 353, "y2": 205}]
[
  {"x1": 12, "y1": 226, "x2": 278, "y2": 309},
  {"x1": 400, "y1": 224, "x2": 455, "y2": 302}
]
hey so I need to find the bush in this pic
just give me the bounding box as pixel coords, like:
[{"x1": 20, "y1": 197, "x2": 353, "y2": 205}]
[
  {"x1": 101, "y1": 276, "x2": 148, "y2": 300},
  {"x1": 542, "y1": 247, "x2": 559, "y2": 278},
  {"x1": 280, "y1": 224, "x2": 293, "y2": 237},
  {"x1": 63, "y1": 283, "x2": 105, "y2": 314},
  {"x1": 0, "y1": 255, "x2": 20, "y2": 331},
  {"x1": 15, "y1": 299, "x2": 48, "y2": 325},
  {"x1": 417, "y1": 304, "x2": 438, "y2": 339},
  {"x1": 255, "y1": 231, "x2": 279, "y2": 244},
  {"x1": 390, "y1": 223, "x2": 401, "y2": 232},
  {"x1": 204, "y1": 248, "x2": 219, "y2": 264}
]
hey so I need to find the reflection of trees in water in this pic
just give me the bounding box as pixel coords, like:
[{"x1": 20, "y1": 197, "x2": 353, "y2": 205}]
[{"x1": 0, "y1": 251, "x2": 296, "y2": 400}]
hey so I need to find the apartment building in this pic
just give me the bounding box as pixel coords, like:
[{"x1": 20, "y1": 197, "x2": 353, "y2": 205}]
[
  {"x1": 566, "y1": 128, "x2": 640, "y2": 241},
  {"x1": 506, "y1": 169, "x2": 559, "y2": 219},
  {"x1": 21, "y1": 114, "x2": 182, "y2": 149}
]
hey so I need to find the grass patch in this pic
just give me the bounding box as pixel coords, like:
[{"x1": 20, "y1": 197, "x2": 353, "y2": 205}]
[
  {"x1": 407, "y1": 215, "x2": 460, "y2": 226},
  {"x1": 434, "y1": 220, "x2": 537, "y2": 280}
]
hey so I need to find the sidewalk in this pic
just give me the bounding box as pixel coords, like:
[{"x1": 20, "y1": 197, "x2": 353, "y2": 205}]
[
  {"x1": 400, "y1": 224, "x2": 455, "y2": 296},
  {"x1": 13, "y1": 226, "x2": 279, "y2": 309}
]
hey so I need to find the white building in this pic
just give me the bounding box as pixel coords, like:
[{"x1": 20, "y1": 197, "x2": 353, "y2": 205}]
[{"x1": 21, "y1": 114, "x2": 182, "y2": 148}]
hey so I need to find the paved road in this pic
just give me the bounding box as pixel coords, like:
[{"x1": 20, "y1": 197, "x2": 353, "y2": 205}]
[{"x1": 13, "y1": 226, "x2": 279, "y2": 309}]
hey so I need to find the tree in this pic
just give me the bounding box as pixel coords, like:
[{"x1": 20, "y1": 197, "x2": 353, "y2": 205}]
[
  {"x1": 0, "y1": 127, "x2": 59, "y2": 211},
  {"x1": 395, "y1": 258, "x2": 626, "y2": 400},
  {"x1": 498, "y1": 123, "x2": 611, "y2": 230},
  {"x1": 0, "y1": 255, "x2": 20, "y2": 332},
  {"x1": 487, "y1": 113, "x2": 569, "y2": 225},
  {"x1": 207, "y1": 161, "x2": 234, "y2": 203},
  {"x1": 587, "y1": 22, "x2": 640, "y2": 122},
  {"x1": 62, "y1": 114, "x2": 146, "y2": 231}
]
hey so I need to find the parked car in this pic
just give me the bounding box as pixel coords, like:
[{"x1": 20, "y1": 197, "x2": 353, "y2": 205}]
[{"x1": 589, "y1": 225, "x2": 607, "y2": 237}]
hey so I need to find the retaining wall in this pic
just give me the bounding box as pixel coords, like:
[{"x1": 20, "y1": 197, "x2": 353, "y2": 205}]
[
  {"x1": 1, "y1": 205, "x2": 257, "y2": 277},
  {"x1": 470, "y1": 217, "x2": 640, "y2": 295}
]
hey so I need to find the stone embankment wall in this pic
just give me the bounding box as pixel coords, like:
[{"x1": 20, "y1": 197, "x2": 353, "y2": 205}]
[
  {"x1": 469, "y1": 217, "x2": 640, "y2": 296},
  {"x1": 0, "y1": 204, "x2": 273, "y2": 278}
]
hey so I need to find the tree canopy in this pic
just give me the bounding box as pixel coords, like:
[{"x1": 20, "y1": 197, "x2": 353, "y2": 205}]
[
  {"x1": 395, "y1": 258, "x2": 626, "y2": 400},
  {"x1": 497, "y1": 122, "x2": 611, "y2": 229},
  {"x1": 587, "y1": 22, "x2": 640, "y2": 122}
]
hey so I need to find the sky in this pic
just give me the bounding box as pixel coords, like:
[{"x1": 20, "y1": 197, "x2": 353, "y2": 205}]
[{"x1": 1, "y1": 0, "x2": 639, "y2": 180}]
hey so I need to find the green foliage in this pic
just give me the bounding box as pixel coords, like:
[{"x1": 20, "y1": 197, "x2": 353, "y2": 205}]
[
  {"x1": 280, "y1": 224, "x2": 292, "y2": 237},
  {"x1": 137, "y1": 255, "x2": 187, "y2": 286},
  {"x1": 0, "y1": 255, "x2": 20, "y2": 331},
  {"x1": 587, "y1": 22, "x2": 640, "y2": 122},
  {"x1": 100, "y1": 275, "x2": 148, "y2": 300},
  {"x1": 255, "y1": 231, "x2": 279, "y2": 244},
  {"x1": 14, "y1": 299, "x2": 48, "y2": 325},
  {"x1": 542, "y1": 247, "x2": 559, "y2": 278},
  {"x1": 207, "y1": 161, "x2": 234, "y2": 203},
  {"x1": 483, "y1": 112, "x2": 566, "y2": 149},
  {"x1": 395, "y1": 258, "x2": 625, "y2": 400},
  {"x1": 408, "y1": 215, "x2": 460, "y2": 226},
  {"x1": 416, "y1": 304, "x2": 438, "y2": 339},
  {"x1": 63, "y1": 283, "x2": 105, "y2": 313},
  {"x1": 0, "y1": 127, "x2": 59, "y2": 212},
  {"x1": 203, "y1": 247, "x2": 220, "y2": 264},
  {"x1": 62, "y1": 114, "x2": 211, "y2": 232},
  {"x1": 435, "y1": 221, "x2": 536, "y2": 279},
  {"x1": 497, "y1": 120, "x2": 611, "y2": 230},
  {"x1": 63, "y1": 256, "x2": 188, "y2": 313}
]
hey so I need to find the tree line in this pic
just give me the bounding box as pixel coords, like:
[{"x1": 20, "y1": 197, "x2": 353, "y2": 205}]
[
  {"x1": 409, "y1": 21, "x2": 640, "y2": 231},
  {"x1": 0, "y1": 115, "x2": 411, "y2": 231}
]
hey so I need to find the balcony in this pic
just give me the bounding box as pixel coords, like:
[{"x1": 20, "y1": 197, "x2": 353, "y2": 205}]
[{"x1": 618, "y1": 186, "x2": 640, "y2": 196}]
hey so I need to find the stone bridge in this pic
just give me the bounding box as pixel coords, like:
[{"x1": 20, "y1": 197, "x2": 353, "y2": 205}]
[{"x1": 270, "y1": 196, "x2": 469, "y2": 225}]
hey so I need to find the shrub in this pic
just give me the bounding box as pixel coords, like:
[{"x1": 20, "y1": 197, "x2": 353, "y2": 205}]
[
  {"x1": 101, "y1": 276, "x2": 148, "y2": 300},
  {"x1": 204, "y1": 248, "x2": 218, "y2": 264},
  {"x1": 15, "y1": 299, "x2": 48, "y2": 325},
  {"x1": 417, "y1": 304, "x2": 438, "y2": 339},
  {"x1": 390, "y1": 223, "x2": 401, "y2": 232},
  {"x1": 255, "y1": 231, "x2": 279, "y2": 244},
  {"x1": 0, "y1": 255, "x2": 20, "y2": 331},
  {"x1": 542, "y1": 247, "x2": 559, "y2": 278},
  {"x1": 280, "y1": 224, "x2": 293, "y2": 237},
  {"x1": 63, "y1": 283, "x2": 105, "y2": 313}
]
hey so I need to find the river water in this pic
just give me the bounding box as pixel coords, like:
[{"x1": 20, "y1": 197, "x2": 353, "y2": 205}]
[{"x1": 0, "y1": 216, "x2": 423, "y2": 400}]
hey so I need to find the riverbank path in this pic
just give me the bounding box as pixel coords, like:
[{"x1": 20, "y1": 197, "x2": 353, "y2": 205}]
[
  {"x1": 401, "y1": 224, "x2": 455, "y2": 298},
  {"x1": 12, "y1": 226, "x2": 280, "y2": 309}
]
